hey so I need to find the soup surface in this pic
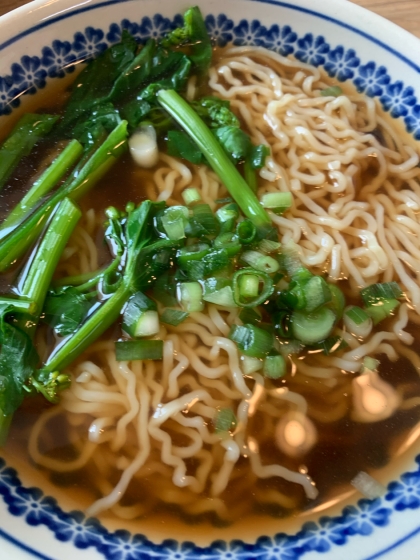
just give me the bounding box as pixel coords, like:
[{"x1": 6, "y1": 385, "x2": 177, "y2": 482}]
[{"x1": 1, "y1": 36, "x2": 420, "y2": 530}]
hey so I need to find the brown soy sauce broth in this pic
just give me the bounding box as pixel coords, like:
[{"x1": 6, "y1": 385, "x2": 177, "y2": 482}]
[{"x1": 1, "y1": 52, "x2": 420, "y2": 531}]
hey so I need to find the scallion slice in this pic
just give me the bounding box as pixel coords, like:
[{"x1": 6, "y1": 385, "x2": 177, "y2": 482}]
[
  {"x1": 239, "y1": 307, "x2": 262, "y2": 325},
  {"x1": 301, "y1": 276, "x2": 332, "y2": 313},
  {"x1": 263, "y1": 354, "x2": 286, "y2": 379},
  {"x1": 213, "y1": 232, "x2": 242, "y2": 256},
  {"x1": 182, "y1": 187, "x2": 201, "y2": 206},
  {"x1": 214, "y1": 408, "x2": 237, "y2": 434},
  {"x1": 360, "y1": 282, "x2": 403, "y2": 306},
  {"x1": 320, "y1": 86, "x2": 343, "y2": 97},
  {"x1": 161, "y1": 206, "x2": 189, "y2": 240},
  {"x1": 241, "y1": 355, "x2": 263, "y2": 374},
  {"x1": 229, "y1": 323, "x2": 274, "y2": 358},
  {"x1": 232, "y1": 268, "x2": 274, "y2": 308},
  {"x1": 344, "y1": 306, "x2": 372, "y2": 337},
  {"x1": 364, "y1": 298, "x2": 400, "y2": 325},
  {"x1": 115, "y1": 339, "x2": 163, "y2": 361},
  {"x1": 258, "y1": 239, "x2": 281, "y2": 254},
  {"x1": 177, "y1": 243, "x2": 211, "y2": 267},
  {"x1": 160, "y1": 308, "x2": 189, "y2": 326},
  {"x1": 241, "y1": 250, "x2": 280, "y2": 274},
  {"x1": 260, "y1": 192, "x2": 293, "y2": 214},
  {"x1": 236, "y1": 219, "x2": 257, "y2": 244},
  {"x1": 216, "y1": 203, "x2": 239, "y2": 233},
  {"x1": 291, "y1": 307, "x2": 336, "y2": 345},
  {"x1": 178, "y1": 281, "x2": 204, "y2": 312},
  {"x1": 192, "y1": 203, "x2": 219, "y2": 235}
]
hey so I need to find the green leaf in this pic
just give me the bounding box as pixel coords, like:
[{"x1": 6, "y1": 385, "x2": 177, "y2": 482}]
[
  {"x1": 57, "y1": 30, "x2": 138, "y2": 132},
  {"x1": 0, "y1": 321, "x2": 39, "y2": 416},
  {"x1": 213, "y1": 126, "x2": 252, "y2": 162},
  {"x1": 249, "y1": 144, "x2": 270, "y2": 169},
  {"x1": 43, "y1": 287, "x2": 93, "y2": 337},
  {"x1": 167, "y1": 130, "x2": 203, "y2": 164},
  {"x1": 162, "y1": 6, "x2": 212, "y2": 77}
]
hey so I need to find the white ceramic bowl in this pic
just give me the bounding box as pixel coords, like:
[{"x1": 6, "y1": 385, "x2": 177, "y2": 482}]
[{"x1": 1, "y1": 1, "x2": 420, "y2": 559}]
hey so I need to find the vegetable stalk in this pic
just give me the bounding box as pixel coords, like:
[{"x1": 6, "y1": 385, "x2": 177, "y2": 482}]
[
  {"x1": 157, "y1": 89, "x2": 271, "y2": 228},
  {"x1": 0, "y1": 121, "x2": 128, "y2": 271},
  {"x1": 0, "y1": 139, "x2": 83, "y2": 237}
]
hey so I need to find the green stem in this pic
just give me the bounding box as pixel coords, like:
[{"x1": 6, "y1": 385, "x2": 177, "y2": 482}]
[
  {"x1": 244, "y1": 159, "x2": 258, "y2": 193},
  {"x1": 157, "y1": 89, "x2": 271, "y2": 227},
  {"x1": 0, "y1": 297, "x2": 36, "y2": 314},
  {"x1": 20, "y1": 198, "x2": 81, "y2": 334},
  {"x1": 0, "y1": 114, "x2": 59, "y2": 191},
  {"x1": 0, "y1": 139, "x2": 83, "y2": 237},
  {"x1": 44, "y1": 280, "x2": 132, "y2": 372},
  {"x1": 0, "y1": 121, "x2": 128, "y2": 272}
]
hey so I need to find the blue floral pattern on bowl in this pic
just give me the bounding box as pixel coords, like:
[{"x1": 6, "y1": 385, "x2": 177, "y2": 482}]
[
  {"x1": 1, "y1": 453, "x2": 420, "y2": 559},
  {"x1": 0, "y1": 13, "x2": 419, "y2": 140},
  {"x1": 1, "y1": 10, "x2": 420, "y2": 559}
]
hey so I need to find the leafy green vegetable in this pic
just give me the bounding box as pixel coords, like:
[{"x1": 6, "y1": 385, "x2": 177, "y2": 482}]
[
  {"x1": 43, "y1": 288, "x2": 94, "y2": 337},
  {"x1": 191, "y1": 96, "x2": 239, "y2": 128},
  {"x1": 167, "y1": 130, "x2": 203, "y2": 164},
  {"x1": 41, "y1": 200, "x2": 180, "y2": 374},
  {"x1": 161, "y1": 6, "x2": 212, "y2": 77},
  {"x1": 214, "y1": 126, "x2": 252, "y2": 162},
  {"x1": 0, "y1": 121, "x2": 128, "y2": 272},
  {"x1": 57, "y1": 31, "x2": 138, "y2": 134},
  {"x1": 0, "y1": 320, "x2": 39, "y2": 417}
]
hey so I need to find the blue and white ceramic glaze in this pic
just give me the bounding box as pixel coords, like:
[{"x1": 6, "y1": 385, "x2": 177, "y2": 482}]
[{"x1": 0, "y1": 1, "x2": 420, "y2": 559}]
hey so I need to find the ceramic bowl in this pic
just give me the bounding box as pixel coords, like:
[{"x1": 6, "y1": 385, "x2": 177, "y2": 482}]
[{"x1": 1, "y1": 1, "x2": 420, "y2": 559}]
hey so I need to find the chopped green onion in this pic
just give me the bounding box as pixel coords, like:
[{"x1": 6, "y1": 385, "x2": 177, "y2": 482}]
[
  {"x1": 291, "y1": 307, "x2": 336, "y2": 345},
  {"x1": 241, "y1": 355, "x2": 263, "y2": 374},
  {"x1": 360, "y1": 282, "x2": 403, "y2": 306},
  {"x1": 229, "y1": 323, "x2": 274, "y2": 358},
  {"x1": 177, "y1": 243, "x2": 211, "y2": 267},
  {"x1": 278, "y1": 240, "x2": 303, "y2": 277},
  {"x1": 344, "y1": 306, "x2": 372, "y2": 338},
  {"x1": 182, "y1": 187, "x2": 201, "y2": 206},
  {"x1": 263, "y1": 354, "x2": 286, "y2": 379},
  {"x1": 192, "y1": 203, "x2": 219, "y2": 235},
  {"x1": 115, "y1": 340, "x2": 163, "y2": 361},
  {"x1": 153, "y1": 272, "x2": 178, "y2": 307},
  {"x1": 238, "y1": 274, "x2": 260, "y2": 298},
  {"x1": 273, "y1": 310, "x2": 293, "y2": 338},
  {"x1": 181, "y1": 248, "x2": 230, "y2": 280},
  {"x1": 213, "y1": 232, "x2": 242, "y2": 256},
  {"x1": 328, "y1": 284, "x2": 346, "y2": 320},
  {"x1": 160, "y1": 308, "x2": 189, "y2": 326},
  {"x1": 202, "y1": 278, "x2": 236, "y2": 307},
  {"x1": 239, "y1": 307, "x2": 262, "y2": 325},
  {"x1": 214, "y1": 408, "x2": 237, "y2": 434},
  {"x1": 365, "y1": 298, "x2": 400, "y2": 325},
  {"x1": 260, "y1": 192, "x2": 293, "y2": 214},
  {"x1": 301, "y1": 276, "x2": 332, "y2": 313},
  {"x1": 241, "y1": 250, "x2": 280, "y2": 274},
  {"x1": 161, "y1": 206, "x2": 189, "y2": 240},
  {"x1": 320, "y1": 86, "x2": 343, "y2": 97},
  {"x1": 258, "y1": 239, "x2": 281, "y2": 254},
  {"x1": 236, "y1": 219, "x2": 257, "y2": 244},
  {"x1": 232, "y1": 268, "x2": 274, "y2": 307},
  {"x1": 345, "y1": 306, "x2": 369, "y2": 326},
  {"x1": 203, "y1": 285, "x2": 236, "y2": 307},
  {"x1": 178, "y1": 281, "x2": 204, "y2": 312},
  {"x1": 363, "y1": 356, "x2": 380, "y2": 372},
  {"x1": 122, "y1": 293, "x2": 158, "y2": 338},
  {"x1": 278, "y1": 339, "x2": 302, "y2": 357},
  {"x1": 216, "y1": 203, "x2": 239, "y2": 233}
]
